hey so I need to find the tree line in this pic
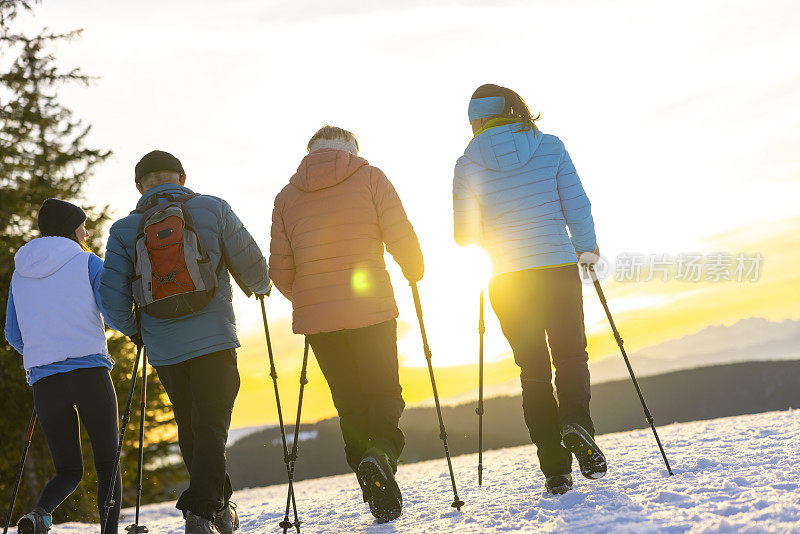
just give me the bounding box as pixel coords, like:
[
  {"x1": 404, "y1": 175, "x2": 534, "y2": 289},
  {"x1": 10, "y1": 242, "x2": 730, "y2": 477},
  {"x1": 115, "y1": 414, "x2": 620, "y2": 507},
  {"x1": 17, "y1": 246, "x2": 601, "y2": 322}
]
[{"x1": 0, "y1": 0, "x2": 184, "y2": 523}]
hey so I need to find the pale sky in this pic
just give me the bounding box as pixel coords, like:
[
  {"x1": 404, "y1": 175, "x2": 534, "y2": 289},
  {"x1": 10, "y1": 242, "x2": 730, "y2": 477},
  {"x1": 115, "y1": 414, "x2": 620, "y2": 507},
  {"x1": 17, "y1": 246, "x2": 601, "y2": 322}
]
[{"x1": 12, "y1": 0, "x2": 800, "y2": 426}]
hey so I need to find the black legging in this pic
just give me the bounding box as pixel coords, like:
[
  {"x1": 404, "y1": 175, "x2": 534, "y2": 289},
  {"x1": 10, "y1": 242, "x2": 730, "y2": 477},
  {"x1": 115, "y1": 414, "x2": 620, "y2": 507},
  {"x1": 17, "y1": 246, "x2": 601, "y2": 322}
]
[
  {"x1": 489, "y1": 264, "x2": 593, "y2": 477},
  {"x1": 32, "y1": 366, "x2": 122, "y2": 533}
]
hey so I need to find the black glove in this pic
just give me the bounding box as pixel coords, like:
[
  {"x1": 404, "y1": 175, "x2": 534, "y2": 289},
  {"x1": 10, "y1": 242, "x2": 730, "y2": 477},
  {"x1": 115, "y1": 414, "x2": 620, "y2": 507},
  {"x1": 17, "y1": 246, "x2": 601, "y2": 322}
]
[{"x1": 129, "y1": 333, "x2": 144, "y2": 349}]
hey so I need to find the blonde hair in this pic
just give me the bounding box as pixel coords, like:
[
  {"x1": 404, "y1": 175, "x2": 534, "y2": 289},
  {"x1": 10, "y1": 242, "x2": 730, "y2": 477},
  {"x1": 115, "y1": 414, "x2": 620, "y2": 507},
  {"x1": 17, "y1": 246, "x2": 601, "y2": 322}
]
[{"x1": 67, "y1": 232, "x2": 92, "y2": 252}]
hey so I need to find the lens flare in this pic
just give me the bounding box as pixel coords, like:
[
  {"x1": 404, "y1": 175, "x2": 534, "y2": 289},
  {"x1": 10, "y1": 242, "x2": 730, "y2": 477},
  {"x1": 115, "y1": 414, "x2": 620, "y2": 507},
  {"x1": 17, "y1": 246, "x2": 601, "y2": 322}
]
[{"x1": 351, "y1": 268, "x2": 371, "y2": 295}]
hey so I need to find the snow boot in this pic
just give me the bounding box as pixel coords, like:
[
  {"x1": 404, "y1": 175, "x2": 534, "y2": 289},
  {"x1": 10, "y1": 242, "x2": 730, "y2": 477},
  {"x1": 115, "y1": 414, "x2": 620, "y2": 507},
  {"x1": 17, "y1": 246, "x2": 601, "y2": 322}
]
[
  {"x1": 357, "y1": 448, "x2": 402, "y2": 523},
  {"x1": 17, "y1": 507, "x2": 52, "y2": 534},
  {"x1": 185, "y1": 511, "x2": 222, "y2": 534},
  {"x1": 545, "y1": 473, "x2": 573, "y2": 495},
  {"x1": 356, "y1": 472, "x2": 370, "y2": 502},
  {"x1": 213, "y1": 502, "x2": 239, "y2": 534},
  {"x1": 561, "y1": 423, "x2": 607, "y2": 480}
]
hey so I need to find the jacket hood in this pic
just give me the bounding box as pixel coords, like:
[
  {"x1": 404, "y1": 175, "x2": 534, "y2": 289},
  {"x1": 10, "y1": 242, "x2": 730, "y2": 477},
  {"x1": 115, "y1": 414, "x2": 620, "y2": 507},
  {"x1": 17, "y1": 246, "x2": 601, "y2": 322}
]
[
  {"x1": 14, "y1": 237, "x2": 84, "y2": 279},
  {"x1": 464, "y1": 123, "x2": 543, "y2": 172},
  {"x1": 290, "y1": 149, "x2": 368, "y2": 192}
]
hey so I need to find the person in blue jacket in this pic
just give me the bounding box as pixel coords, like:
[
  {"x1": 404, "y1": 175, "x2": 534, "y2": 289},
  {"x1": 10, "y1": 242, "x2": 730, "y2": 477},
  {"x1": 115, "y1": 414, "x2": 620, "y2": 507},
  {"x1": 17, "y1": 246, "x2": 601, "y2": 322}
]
[
  {"x1": 453, "y1": 84, "x2": 607, "y2": 495},
  {"x1": 99, "y1": 150, "x2": 270, "y2": 534},
  {"x1": 5, "y1": 199, "x2": 122, "y2": 534}
]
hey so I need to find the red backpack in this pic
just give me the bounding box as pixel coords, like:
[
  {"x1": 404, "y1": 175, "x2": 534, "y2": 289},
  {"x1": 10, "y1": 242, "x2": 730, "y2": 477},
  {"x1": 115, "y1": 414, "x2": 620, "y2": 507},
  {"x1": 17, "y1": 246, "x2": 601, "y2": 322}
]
[{"x1": 131, "y1": 193, "x2": 221, "y2": 318}]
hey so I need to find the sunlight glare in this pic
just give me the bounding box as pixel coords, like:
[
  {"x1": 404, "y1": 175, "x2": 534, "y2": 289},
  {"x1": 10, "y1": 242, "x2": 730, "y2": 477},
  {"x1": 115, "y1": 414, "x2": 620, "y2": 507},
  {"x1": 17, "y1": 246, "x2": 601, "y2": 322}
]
[{"x1": 452, "y1": 245, "x2": 492, "y2": 292}]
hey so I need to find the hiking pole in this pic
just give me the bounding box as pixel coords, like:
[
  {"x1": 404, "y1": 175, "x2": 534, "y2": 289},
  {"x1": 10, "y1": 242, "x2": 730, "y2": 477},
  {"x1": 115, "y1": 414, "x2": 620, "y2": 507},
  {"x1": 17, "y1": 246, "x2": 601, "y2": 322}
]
[
  {"x1": 101, "y1": 341, "x2": 144, "y2": 534},
  {"x1": 2, "y1": 410, "x2": 36, "y2": 534},
  {"x1": 585, "y1": 264, "x2": 674, "y2": 476},
  {"x1": 281, "y1": 338, "x2": 310, "y2": 534},
  {"x1": 126, "y1": 348, "x2": 149, "y2": 534},
  {"x1": 476, "y1": 290, "x2": 485, "y2": 486},
  {"x1": 410, "y1": 282, "x2": 465, "y2": 511},
  {"x1": 257, "y1": 296, "x2": 300, "y2": 530}
]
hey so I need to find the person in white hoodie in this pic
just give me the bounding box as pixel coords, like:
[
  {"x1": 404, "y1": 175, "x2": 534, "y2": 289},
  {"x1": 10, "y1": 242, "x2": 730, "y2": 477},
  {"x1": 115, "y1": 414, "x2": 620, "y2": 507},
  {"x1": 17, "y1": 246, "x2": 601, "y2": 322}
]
[{"x1": 4, "y1": 199, "x2": 122, "y2": 534}]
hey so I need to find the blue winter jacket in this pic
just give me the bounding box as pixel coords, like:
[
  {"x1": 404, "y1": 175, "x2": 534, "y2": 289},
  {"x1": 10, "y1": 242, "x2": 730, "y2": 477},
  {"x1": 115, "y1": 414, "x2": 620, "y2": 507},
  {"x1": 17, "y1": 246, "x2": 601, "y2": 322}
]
[
  {"x1": 453, "y1": 122, "x2": 596, "y2": 276},
  {"x1": 99, "y1": 183, "x2": 271, "y2": 366}
]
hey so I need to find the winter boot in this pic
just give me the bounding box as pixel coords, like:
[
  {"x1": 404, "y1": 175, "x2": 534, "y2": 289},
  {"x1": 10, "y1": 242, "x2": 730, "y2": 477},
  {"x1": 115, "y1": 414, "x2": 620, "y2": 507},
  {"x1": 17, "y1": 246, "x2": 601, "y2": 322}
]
[
  {"x1": 213, "y1": 502, "x2": 239, "y2": 534},
  {"x1": 356, "y1": 472, "x2": 370, "y2": 502},
  {"x1": 185, "y1": 511, "x2": 221, "y2": 534},
  {"x1": 357, "y1": 447, "x2": 403, "y2": 523},
  {"x1": 561, "y1": 423, "x2": 607, "y2": 480},
  {"x1": 545, "y1": 473, "x2": 573, "y2": 495},
  {"x1": 17, "y1": 507, "x2": 52, "y2": 534}
]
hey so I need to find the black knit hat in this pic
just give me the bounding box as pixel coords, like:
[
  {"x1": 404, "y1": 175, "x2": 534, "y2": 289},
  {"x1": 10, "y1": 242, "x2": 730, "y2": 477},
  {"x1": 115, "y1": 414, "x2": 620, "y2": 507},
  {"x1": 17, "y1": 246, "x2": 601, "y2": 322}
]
[
  {"x1": 135, "y1": 150, "x2": 185, "y2": 183},
  {"x1": 37, "y1": 199, "x2": 87, "y2": 238}
]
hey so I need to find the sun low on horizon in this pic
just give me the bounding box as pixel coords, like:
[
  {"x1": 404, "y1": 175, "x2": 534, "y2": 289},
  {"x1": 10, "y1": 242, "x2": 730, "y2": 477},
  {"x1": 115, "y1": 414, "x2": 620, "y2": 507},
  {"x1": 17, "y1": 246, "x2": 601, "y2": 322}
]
[{"x1": 17, "y1": 0, "x2": 800, "y2": 429}]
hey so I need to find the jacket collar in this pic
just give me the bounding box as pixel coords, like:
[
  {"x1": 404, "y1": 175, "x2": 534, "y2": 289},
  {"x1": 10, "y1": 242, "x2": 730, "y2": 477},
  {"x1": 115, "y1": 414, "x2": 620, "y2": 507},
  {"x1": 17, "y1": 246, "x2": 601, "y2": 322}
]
[
  {"x1": 136, "y1": 183, "x2": 195, "y2": 209},
  {"x1": 474, "y1": 117, "x2": 525, "y2": 137}
]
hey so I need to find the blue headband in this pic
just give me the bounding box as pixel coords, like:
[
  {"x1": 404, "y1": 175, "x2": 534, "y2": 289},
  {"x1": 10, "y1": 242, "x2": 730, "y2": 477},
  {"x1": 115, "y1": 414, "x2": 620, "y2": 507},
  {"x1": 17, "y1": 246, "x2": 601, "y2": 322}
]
[{"x1": 468, "y1": 96, "x2": 505, "y2": 121}]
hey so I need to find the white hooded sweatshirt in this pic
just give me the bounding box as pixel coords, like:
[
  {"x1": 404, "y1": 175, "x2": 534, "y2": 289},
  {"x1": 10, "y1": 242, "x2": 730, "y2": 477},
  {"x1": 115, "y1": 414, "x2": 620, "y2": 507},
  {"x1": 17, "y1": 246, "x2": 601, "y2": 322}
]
[{"x1": 11, "y1": 237, "x2": 109, "y2": 370}]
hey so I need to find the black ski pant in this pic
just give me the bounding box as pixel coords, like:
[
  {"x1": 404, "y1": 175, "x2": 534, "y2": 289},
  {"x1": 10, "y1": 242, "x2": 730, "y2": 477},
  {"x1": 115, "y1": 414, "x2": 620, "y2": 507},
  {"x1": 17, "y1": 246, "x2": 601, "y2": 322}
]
[
  {"x1": 155, "y1": 349, "x2": 239, "y2": 520},
  {"x1": 489, "y1": 264, "x2": 594, "y2": 477},
  {"x1": 308, "y1": 319, "x2": 405, "y2": 473},
  {"x1": 32, "y1": 366, "x2": 122, "y2": 533}
]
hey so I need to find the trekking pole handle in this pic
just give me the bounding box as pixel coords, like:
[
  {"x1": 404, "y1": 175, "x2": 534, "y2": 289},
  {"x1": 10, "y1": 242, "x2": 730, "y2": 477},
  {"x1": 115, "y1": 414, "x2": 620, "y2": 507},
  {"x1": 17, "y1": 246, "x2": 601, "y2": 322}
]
[
  {"x1": 255, "y1": 284, "x2": 272, "y2": 300},
  {"x1": 410, "y1": 282, "x2": 424, "y2": 319},
  {"x1": 258, "y1": 296, "x2": 279, "y2": 378},
  {"x1": 409, "y1": 282, "x2": 432, "y2": 359},
  {"x1": 478, "y1": 290, "x2": 485, "y2": 332}
]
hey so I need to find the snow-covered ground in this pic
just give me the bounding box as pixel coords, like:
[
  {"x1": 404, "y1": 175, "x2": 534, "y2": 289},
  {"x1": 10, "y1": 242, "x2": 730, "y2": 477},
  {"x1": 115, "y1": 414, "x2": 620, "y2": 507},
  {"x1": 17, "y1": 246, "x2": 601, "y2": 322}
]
[{"x1": 25, "y1": 410, "x2": 800, "y2": 533}]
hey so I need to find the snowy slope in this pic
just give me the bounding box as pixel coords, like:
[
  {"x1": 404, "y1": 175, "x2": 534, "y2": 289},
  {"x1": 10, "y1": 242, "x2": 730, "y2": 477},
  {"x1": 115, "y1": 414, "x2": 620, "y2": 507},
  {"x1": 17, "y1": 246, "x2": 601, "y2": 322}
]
[{"x1": 24, "y1": 410, "x2": 800, "y2": 533}]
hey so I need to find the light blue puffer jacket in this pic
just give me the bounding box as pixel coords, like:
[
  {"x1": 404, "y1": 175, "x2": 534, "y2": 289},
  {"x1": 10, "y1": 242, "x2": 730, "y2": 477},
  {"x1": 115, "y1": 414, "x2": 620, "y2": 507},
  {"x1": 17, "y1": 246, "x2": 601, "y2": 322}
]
[
  {"x1": 453, "y1": 122, "x2": 596, "y2": 276},
  {"x1": 99, "y1": 183, "x2": 270, "y2": 366}
]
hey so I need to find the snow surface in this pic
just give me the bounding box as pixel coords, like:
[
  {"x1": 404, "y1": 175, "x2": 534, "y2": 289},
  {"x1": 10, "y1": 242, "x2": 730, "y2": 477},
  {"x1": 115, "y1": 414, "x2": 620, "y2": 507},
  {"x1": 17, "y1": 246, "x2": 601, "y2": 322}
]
[{"x1": 21, "y1": 410, "x2": 800, "y2": 533}]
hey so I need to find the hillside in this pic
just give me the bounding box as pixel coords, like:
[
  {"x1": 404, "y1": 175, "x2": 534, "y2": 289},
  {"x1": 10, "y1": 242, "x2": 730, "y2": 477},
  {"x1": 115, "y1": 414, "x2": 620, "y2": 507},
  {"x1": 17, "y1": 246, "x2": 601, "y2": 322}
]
[
  {"x1": 226, "y1": 360, "x2": 800, "y2": 489},
  {"x1": 29, "y1": 410, "x2": 800, "y2": 533}
]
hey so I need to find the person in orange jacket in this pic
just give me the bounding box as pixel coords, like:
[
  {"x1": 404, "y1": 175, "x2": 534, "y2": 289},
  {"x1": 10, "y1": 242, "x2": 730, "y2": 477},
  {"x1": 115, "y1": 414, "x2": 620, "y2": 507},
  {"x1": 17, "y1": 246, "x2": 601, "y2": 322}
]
[{"x1": 270, "y1": 125, "x2": 423, "y2": 523}]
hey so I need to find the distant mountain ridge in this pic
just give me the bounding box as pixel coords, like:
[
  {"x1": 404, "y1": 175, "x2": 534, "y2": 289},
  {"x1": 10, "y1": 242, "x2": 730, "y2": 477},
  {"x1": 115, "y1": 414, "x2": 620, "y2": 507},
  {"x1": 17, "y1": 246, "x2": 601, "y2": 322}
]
[
  {"x1": 590, "y1": 316, "x2": 800, "y2": 382},
  {"x1": 638, "y1": 317, "x2": 800, "y2": 359},
  {"x1": 227, "y1": 359, "x2": 800, "y2": 489}
]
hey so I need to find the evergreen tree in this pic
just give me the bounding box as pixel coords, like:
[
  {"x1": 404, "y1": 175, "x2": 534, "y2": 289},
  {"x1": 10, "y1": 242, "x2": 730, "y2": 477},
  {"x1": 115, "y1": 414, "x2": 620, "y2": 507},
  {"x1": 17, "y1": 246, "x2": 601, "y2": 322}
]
[{"x1": 0, "y1": 0, "x2": 184, "y2": 525}]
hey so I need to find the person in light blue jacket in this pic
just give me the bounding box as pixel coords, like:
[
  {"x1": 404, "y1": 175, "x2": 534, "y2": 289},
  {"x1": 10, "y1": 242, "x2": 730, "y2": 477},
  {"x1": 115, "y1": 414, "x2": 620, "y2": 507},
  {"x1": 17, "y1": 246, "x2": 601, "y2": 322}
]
[
  {"x1": 99, "y1": 150, "x2": 270, "y2": 534},
  {"x1": 5, "y1": 199, "x2": 122, "y2": 534},
  {"x1": 453, "y1": 84, "x2": 607, "y2": 495}
]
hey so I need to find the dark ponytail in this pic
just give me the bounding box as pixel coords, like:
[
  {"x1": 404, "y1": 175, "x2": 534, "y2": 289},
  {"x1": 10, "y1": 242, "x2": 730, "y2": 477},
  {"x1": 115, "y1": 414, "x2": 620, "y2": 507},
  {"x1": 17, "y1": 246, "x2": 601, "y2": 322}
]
[{"x1": 471, "y1": 84, "x2": 540, "y2": 131}]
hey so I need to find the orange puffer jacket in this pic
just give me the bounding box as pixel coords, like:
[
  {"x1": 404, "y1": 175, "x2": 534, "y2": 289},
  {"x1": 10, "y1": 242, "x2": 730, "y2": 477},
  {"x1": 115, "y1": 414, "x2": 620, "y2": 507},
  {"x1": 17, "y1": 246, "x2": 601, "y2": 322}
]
[{"x1": 270, "y1": 149, "x2": 424, "y2": 334}]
